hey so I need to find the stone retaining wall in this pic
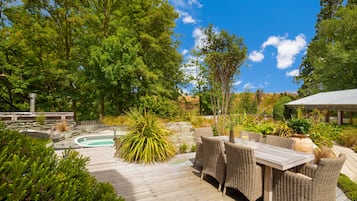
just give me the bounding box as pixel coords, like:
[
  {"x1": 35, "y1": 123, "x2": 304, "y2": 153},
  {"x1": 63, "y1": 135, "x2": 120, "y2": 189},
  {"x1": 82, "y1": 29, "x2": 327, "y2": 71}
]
[{"x1": 165, "y1": 122, "x2": 195, "y2": 153}]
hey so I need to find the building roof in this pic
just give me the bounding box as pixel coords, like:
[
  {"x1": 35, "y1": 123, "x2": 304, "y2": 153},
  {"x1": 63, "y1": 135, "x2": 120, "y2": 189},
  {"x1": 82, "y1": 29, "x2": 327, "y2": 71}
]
[{"x1": 285, "y1": 88, "x2": 357, "y2": 111}]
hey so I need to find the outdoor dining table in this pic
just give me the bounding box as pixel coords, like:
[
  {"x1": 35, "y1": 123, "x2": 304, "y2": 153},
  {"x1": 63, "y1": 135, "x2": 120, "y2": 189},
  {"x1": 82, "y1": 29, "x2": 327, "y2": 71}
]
[
  {"x1": 253, "y1": 141, "x2": 314, "y2": 201},
  {"x1": 213, "y1": 136, "x2": 315, "y2": 201}
]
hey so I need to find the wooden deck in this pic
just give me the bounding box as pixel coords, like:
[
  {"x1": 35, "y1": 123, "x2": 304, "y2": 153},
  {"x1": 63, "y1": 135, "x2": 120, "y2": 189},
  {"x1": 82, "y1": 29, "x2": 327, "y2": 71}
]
[
  {"x1": 58, "y1": 147, "x2": 350, "y2": 201},
  {"x1": 333, "y1": 144, "x2": 357, "y2": 183}
]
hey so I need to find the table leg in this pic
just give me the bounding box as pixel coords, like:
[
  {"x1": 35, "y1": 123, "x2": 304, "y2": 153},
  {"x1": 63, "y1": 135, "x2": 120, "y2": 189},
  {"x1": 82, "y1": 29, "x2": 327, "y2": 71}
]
[{"x1": 264, "y1": 166, "x2": 273, "y2": 201}]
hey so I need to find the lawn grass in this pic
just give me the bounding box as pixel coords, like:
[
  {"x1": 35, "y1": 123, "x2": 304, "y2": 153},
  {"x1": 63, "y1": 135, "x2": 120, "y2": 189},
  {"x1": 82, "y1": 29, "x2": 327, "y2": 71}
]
[{"x1": 338, "y1": 174, "x2": 357, "y2": 200}]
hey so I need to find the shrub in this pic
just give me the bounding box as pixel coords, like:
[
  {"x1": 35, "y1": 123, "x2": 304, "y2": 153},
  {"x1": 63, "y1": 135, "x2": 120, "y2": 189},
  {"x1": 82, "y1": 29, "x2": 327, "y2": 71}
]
[
  {"x1": 287, "y1": 118, "x2": 311, "y2": 134},
  {"x1": 116, "y1": 108, "x2": 176, "y2": 164},
  {"x1": 245, "y1": 121, "x2": 274, "y2": 136},
  {"x1": 139, "y1": 95, "x2": 182, "y2": 120},
  {"x1": 36, "y1": 112, "x2": 46, "y2": 125},
  {"x1": 56, "y1": 120, "x2": 69, "y2": 132},
  {"x1": 0, "y1": 127, "x2": 123, "y2": 201},
  {"x1": 310, "y1": 122, "x2": 342, "y2": 148},
  {"x1": 102, "y1": 115, "x2": 128, "y2": 126},
  {"x1": 179, "y1": 143, "x2": 188, "y2": 153},
  {"x1": 190, "y1": 144, "x2": 196, "y2": 152},
  {"x1": 338, "y1": 174, "x2": 357, "y2": 201},
  {"x1": 271, "y1": 122, "x2": 292, "y2": 137},
  {"x1": 336, "y1": 127, "x2": 357, "y2": 151},
  {"x1": 272, "y1": 96, "x2": 292, "y2": 120},
  {"x1": 190, "y1": 115, "x2": 213, "y2": 128}
]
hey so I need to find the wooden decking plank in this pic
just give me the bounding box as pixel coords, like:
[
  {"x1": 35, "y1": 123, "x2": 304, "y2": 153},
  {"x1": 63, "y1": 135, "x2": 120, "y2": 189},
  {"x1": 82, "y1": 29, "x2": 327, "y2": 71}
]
[{"x1": 56, "y1": 147, "x2": 350, "y2": 201}]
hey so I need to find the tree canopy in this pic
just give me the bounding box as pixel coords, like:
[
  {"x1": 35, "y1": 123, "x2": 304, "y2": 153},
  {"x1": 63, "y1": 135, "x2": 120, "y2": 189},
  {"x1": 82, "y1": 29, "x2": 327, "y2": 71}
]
[
  {"x1": 296, "y1": 0, "x2": 357, "y2": 96},
  {"x1": 0, "y1": 0, "x2": 182, "y2": 120},
  {"x1": 196, "y1": 24, "x2": 247, "y2": 133}
]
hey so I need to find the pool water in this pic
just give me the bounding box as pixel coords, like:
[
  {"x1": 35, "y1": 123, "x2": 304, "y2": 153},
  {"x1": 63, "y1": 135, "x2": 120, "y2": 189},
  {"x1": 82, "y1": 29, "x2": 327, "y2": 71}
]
[{"x1": 75, "y1": 135, "x2": 115, "y2": 147}]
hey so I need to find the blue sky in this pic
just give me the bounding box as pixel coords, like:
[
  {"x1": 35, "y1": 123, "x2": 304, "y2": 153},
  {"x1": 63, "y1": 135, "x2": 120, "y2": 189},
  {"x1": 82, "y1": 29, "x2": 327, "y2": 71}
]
[{"x1": 169, "y1": 0, "x2": 321, "y2": 94}]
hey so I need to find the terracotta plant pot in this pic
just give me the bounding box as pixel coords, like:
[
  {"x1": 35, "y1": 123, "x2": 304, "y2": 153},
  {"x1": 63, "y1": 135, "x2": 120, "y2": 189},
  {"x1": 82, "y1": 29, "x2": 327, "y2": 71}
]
[{"x1": 291, "y1": 134, "x2": 314, "y2": 154}]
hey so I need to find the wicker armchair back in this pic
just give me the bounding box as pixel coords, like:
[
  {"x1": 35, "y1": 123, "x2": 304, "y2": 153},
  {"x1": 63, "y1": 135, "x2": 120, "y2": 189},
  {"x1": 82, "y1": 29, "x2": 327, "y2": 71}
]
[
  {"x1": 200, "y1": 136, "x2": 226, "y2": 191},
  {"x1": 223, "y1": 141, "x2": 263, "y2": 201},
  {"x1": 272, "y1": 153, "x2": 346, "y2": 201},
  {"x1": 265, "y1": 135, "x2": 295, "y2": 150},
  {"x1": 193, "y1": 127, "x2": 214, "y2": 167},
  {"x1": 240, "y1": 131, "x2": 263, "y2": 142}
]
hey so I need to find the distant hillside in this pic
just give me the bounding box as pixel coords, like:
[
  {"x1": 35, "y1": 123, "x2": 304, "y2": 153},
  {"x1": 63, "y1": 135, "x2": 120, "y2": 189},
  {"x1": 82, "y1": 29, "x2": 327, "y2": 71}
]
[{"x1": 178, "y1": 93, "x2": 297, "y2": 116}]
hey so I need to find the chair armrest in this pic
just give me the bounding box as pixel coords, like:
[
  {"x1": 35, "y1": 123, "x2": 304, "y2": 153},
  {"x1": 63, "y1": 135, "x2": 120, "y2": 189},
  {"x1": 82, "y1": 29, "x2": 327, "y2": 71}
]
[
  {"x1": 273, "y1": 170, "x2": 313, "y2": 201},
  {"x1": 297, "y1": 163, "x2": 317, "y2": 178}
]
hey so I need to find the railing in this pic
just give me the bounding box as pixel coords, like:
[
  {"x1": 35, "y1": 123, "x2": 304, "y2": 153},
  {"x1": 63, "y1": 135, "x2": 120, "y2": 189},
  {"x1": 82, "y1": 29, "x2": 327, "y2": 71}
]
[{"x1": 0, "y1": 112, "x2": 74, "y2": 122}]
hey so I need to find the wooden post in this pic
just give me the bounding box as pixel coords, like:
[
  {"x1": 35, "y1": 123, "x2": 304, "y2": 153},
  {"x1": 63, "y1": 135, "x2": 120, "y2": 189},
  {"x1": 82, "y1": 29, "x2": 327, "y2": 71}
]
[
  {"x1": 325, "y1": 110, "x2": 330, "y2": 123},
  {"x1": 29, "y1": 93, "x2": 37, "y2": 112},
  {"x1": 337, "y1": 111, "x2": 343, "y2": 125}
]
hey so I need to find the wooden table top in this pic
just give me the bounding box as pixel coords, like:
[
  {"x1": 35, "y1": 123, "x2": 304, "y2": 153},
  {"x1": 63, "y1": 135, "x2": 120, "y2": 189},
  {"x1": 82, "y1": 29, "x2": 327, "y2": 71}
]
[
  {"x1": 211, "y1": 136, "x2": 315, "y2": 171},
  {"x1": 254, "y1": 142, "x2": 314, "y2": 170}
]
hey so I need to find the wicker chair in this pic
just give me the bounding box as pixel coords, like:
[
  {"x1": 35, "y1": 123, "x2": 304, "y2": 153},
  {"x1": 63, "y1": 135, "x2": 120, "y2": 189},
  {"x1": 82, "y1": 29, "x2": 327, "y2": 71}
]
[
  {"x1": 193, "y1": 127, "x2": 214, "y2": 167},
  {"x1": 240, "y1": 131, "x2": 263, "y2": 142},
  {"x1": 223, "y1": 141, "x2": 263, "y2": 201},
  {"x1": 200, "y1": 135, "x2": 226, "y2": 191},
  {"x1": 272, "y1": 153, "x2": 346, "y2": 201},
  {"x1": 265, "y1": 135, "x2": 295, "y2": 149}
]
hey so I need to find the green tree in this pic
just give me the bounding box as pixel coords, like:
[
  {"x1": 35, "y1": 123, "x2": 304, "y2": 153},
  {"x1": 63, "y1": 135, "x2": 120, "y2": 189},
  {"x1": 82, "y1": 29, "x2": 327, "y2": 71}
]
[
  {"x1": 237, "y1": 91, "x2": 257, "y2": 114},
  {"x1": 273, "y1": 96, "x2": 292, "y2": 120},
  {"x1": 76, "y1": 0, "x2": 182, "y2": 118},
  {"x1": 0, "y1": 0, "x2": 183, "y2": 120},
  {"x1": 196, "y1": 24, "x2": 247, "y2": 133},
  {"x1": 0, "y1": 0, "x2": 85, "y2": 113},
  {"x1": 295, "y1": 0, "x2": 357, "y2": 96}
]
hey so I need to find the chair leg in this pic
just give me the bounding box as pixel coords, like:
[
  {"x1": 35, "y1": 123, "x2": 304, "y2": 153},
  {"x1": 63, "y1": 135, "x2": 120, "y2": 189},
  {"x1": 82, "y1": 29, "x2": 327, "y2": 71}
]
[
  {"x1": 223, "y1": 186, "x2": 227, "y2": 196},
  {"x1": 200, "y1": 172, "x2": 204, "y2": 181},
  {"x1": 218, "y1": 183, "x2": 221, "y2": 192}
]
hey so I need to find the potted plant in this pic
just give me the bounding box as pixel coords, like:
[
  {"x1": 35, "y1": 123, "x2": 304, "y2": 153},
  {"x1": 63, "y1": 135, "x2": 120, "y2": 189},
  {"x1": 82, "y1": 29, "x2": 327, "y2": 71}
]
[
  {"x1": 226, "y1": 112, "x2": 245, "y2": 143},
  {"x1": 287, "y1": 118, "x2": 314, "y2": 153},
  {"x1": 287, "y1": 118, "x2": 311, "y2": 137}
]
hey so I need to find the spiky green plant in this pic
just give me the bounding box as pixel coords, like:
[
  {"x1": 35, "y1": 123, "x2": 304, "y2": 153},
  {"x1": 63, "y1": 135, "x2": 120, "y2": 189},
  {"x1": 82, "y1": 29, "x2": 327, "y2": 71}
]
[{"x1": 117, "y1": 108, "x2": 176, "y2": 164}]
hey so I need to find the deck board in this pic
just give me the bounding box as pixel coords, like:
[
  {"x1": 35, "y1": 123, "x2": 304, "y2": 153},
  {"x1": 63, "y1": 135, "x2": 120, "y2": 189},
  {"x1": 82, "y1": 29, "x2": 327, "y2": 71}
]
[{"x1": 57, "y1": 146, "x2": 350, "y2": 201}]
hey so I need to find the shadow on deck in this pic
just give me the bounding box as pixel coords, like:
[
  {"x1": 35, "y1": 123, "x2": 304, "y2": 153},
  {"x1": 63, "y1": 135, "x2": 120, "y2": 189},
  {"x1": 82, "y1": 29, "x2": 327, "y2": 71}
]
[{"x1": 58, "y1": 147, "x2": 350, "y2": 201}]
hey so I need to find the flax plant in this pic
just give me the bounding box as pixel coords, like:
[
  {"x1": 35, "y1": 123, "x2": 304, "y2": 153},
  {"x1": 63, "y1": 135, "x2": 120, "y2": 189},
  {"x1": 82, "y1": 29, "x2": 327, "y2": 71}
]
[{"x1": 117, "y1": 109, "x2": 176, "y2": 164}]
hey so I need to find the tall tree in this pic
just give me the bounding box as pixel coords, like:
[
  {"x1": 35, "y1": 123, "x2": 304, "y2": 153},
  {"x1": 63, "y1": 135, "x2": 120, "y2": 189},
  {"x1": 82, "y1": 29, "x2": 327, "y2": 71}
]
[
  {"x1": 0, "y1": 0, "x2": 182, "y2": 120},
  {"x1": 295, "y1": 0, "x2": 343, "y2": 96},
  {"x1": 197, "y1": 24, "x2": 247, "y2": 133},
  {"x1": 296, "y1": 2, "x2": 357, "y2": 95}
]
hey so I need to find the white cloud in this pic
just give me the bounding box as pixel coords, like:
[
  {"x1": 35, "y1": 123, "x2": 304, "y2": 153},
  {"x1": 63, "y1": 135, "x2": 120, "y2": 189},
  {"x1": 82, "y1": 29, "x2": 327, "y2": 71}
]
[
  {"x1": 192, "y1": 26, "x2": 220, "y2": 50},
  {"x1": 176, "y1": 10, "x2": 196, "y2": 24},
  {"x1": 250, "y1": 34, "x2": 307, "y2": 69},
  {"x1": 192, "y1": 27, "x2": 205, "y2": 49},
  {"x1": 286, "y1": 69, "x2": 300, "y2": 77},
  {"x1": 181, "y1": 55, "x2": 201, "y2": 85},
  {"x1": 233, "y1": 80, "x2": 242, "y2": 86},
  {"x1": 243, "y1": 83, "x2": 255, "y2": 91},
  {"x1": 171, "y1": 0, "x2": 186, "y2": 8},
  {"x1": 275, "y1": 34, "x2": 306, "y2": 69},
  {"x1": 182, "y1": 14, "x2": 196, "y2": 24},
  {"x1": 262, "y1": 36, "x2": 281, "y2": 48},
  {"x1": 182, "y1": 49, "x2": 189, "y2": 55},
  {"x1": 172, "y1": 0, "x2": 203, "y2": 8},
  {"x1": 188, "y1": 0, "x2": 203, "y2": 8},
  {"x1": 266, "y1": 34, "x2": 306, "y2": 69},
  {"x1": 248, "y1": 50, "x2": 264, "y2": 62}
]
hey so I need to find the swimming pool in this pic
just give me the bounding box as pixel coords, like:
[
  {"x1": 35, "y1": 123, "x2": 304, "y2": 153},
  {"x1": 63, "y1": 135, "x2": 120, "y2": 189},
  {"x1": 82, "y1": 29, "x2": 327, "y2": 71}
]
[{"x1": 75, "y1": 135, "x2": 115, "y2": 147}]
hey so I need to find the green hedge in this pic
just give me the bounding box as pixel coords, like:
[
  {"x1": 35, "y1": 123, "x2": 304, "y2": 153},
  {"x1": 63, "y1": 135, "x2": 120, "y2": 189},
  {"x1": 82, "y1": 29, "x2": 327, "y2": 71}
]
[{"x1": 0, "y1": 124, "x2": 124, "y2": 201}]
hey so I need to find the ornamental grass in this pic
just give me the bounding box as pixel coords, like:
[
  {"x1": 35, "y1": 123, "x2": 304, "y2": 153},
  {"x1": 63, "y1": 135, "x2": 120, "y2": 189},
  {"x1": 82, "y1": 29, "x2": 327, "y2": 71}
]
[{"x1": 116, "y1": 108, "x2": 176, "y2": 164}]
